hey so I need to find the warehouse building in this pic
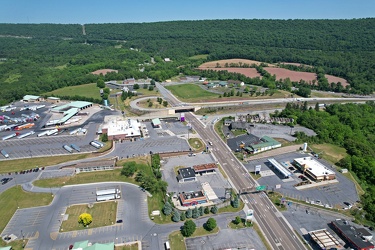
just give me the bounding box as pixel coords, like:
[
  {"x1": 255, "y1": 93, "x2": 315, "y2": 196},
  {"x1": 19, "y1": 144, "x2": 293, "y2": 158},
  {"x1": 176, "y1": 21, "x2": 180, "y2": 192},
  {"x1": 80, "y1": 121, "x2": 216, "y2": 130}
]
[
  {"x1": 23, "y1": 95, "x2": 44, "y2": 102},
  {"x1": 293, "y1": 157, "x2": 336, "y2": 181},
  {"x1": 331, "y1": 219, "x2": 374, "y2": 250}
]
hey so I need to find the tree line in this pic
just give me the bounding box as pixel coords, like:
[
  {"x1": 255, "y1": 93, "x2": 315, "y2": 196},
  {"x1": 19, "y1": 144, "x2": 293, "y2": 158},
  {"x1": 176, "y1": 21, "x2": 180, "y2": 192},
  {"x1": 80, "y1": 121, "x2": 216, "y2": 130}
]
[{"x1": 0, "y1": 19, "x2": 374, "y2": 105}]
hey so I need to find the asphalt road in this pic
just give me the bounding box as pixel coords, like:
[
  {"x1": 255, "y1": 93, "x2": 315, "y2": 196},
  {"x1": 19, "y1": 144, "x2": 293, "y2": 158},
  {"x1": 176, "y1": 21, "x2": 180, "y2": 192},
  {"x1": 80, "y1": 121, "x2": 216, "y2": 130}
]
[
  {"x1": 187, "y1": 112, "x2": 306, "y2": 250},
  {"x1": 156, "y1": 82, "x2": 307, "y2": 250}
]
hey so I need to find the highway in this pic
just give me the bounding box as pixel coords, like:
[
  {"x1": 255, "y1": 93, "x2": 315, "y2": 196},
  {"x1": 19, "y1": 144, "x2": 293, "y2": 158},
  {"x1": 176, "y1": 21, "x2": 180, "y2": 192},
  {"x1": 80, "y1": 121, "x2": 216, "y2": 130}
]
[{"x1": 157, "y1": 82, "x2": 307, "y2": 249}]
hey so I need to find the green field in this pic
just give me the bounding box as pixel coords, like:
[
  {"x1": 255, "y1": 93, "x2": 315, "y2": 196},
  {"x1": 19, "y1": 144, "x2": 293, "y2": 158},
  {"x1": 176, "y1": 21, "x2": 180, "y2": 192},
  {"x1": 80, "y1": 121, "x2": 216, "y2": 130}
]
[
  {"x1": 44, "y1": 83, "x2": 101, "y2": 99},
  {"x1": 169, "y1": 231, "x2": 186, "y2": 250},
  {"x1": 0, "y1": 154, "x2": 89, "y2": 174},
  {"x1": 310, "y1": 143, "x2": 347, "y2": 164},
  {"x1": 0, "y1": 186, "x2": 53, "y2": 233},
  {"x1": 188, "y1": 138, "x2": 205, "y2": 152},
  {"x1": 165, "y1": 84, "x2": 219, "y2": 102},
  {"x1": 115, "y1": 243, "x2": 139, "y2": 250},
  {"x1": 61, "y1": 202, "x2": 117, "y2": 231},
  {"x1": 189, "y1": 54, "x2": 209, "y2": 60},
  {"x1": 4, "y1": 73, "x2": 22, "y2": 84}
]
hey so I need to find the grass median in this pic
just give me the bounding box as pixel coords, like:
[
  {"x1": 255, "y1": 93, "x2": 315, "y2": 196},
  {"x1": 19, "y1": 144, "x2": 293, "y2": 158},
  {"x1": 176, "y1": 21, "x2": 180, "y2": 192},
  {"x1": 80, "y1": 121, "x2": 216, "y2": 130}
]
[{"x1": 61, "y1": 202, "x2": 117, "y2": 231}]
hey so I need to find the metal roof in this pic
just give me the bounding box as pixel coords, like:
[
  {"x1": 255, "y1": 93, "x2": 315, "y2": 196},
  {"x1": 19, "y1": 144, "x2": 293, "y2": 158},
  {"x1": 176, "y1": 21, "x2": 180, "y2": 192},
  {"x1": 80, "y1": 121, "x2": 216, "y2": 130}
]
[{"x1": 23, "y1": 95, "x2": 40, "y2": 101}]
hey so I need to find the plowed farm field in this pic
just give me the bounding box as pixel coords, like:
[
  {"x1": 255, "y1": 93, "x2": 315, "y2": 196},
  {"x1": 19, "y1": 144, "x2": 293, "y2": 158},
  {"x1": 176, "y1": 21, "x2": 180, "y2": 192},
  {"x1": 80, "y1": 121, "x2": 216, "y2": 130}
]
[
  {"x1": 264, "y1": 67, "x2": 317, "y2": 83},
  {"x1": 199, "y1": 59, "x2": 349, "y2": 86}
]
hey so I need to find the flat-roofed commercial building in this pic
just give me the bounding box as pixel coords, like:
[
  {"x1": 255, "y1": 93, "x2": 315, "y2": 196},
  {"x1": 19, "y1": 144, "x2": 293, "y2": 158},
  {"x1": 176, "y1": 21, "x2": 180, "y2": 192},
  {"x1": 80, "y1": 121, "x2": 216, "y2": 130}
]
[
  {"x1": 193, "y1": 163, "x2": 217, "y2": 175},
  {"x1": 101, "y1": 117, "x2": 141, "y2": 141},
  {"x1": 293, "y1": 157, "x2": 335, "y2": 181},
  {"x1": 179, "y1": 190, "x2": 208, "y2": 206},
  {"x1": 73, "y1": 160, "x2": 116, "y2": 173},
  {"x1": 331, "y1": 219, "x2": 374, "y2": 250},
  {"x1": 177, "y1": 167, "x2": 197, "y2": 183}
]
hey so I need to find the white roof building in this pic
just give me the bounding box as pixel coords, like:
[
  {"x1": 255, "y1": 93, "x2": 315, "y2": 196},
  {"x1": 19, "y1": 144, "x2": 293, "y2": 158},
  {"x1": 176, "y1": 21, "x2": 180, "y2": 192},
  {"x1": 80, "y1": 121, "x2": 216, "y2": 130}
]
[
  {"x1": 293, "y1": 157, "x2": 336, "y2": 181},
  {"x1": 102, "y1": 117, "x2": 141, "y2": 140}
]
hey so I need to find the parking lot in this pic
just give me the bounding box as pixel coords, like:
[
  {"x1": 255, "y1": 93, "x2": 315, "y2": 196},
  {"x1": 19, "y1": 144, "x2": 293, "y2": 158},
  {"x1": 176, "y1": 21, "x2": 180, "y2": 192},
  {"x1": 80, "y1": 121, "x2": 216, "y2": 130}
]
[
  {"x1": 282, "y1": 203, "x2": 375, "y2": 249},
  {"x1": 245, "y1": 152, "x2": 359, "y2": 208},
  {"x1": 162, "y1": 154, "x2": 230, "y2": 203},
  {"x1": 185, "y1": 227, "x2": 266, "y2": 250},
  {"x1": 223, "y1": 122, "x2": 317, "y2": 142}
]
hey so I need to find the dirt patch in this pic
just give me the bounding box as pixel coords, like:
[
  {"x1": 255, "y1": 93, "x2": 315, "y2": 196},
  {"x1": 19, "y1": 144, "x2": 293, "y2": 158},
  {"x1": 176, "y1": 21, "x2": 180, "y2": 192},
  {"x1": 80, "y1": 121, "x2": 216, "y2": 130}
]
[
  {"x1": 91, "y1": 69, "x2": 118, "y2": 75},
  {"x1": 264, "y1": 67, "x2": 317, "y2": 83},
  {"x1": 199, "y1": 58, "x2": 274, "y2": 68},
  {"x1": 198, "y1": 67, "x2": 262, "y2": 78},
  {"x1": 325, "y1": 74, "x2": 349, "y2": 87}
]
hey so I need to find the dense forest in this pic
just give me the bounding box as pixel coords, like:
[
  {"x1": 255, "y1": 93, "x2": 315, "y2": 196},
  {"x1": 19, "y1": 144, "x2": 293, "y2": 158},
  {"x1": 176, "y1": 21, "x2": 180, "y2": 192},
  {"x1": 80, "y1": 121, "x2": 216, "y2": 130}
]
[
  {"x1": 276, "y1": 102, "x2": 375, "y2": 223},
  {"x1": 0, "y1": 18, "x2": 375, "y2": 105},
  {"x1": 0, "y1": 19, "x2": 374, "y2": 105}
]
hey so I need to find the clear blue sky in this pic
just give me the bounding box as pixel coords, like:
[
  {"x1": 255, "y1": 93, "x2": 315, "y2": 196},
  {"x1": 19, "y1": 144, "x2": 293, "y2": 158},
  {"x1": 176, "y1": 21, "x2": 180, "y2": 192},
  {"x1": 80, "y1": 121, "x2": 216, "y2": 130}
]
[{"x1": 1, "y1": 0, "x2": 374, "y2": 24}]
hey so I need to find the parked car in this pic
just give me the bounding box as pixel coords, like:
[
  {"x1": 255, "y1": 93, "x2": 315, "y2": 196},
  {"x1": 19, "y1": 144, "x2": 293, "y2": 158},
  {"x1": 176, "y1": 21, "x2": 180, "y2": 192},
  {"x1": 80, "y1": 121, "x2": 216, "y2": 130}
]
[{"x1": 116, "y1": 219, "x2": 123, "y2": 223}]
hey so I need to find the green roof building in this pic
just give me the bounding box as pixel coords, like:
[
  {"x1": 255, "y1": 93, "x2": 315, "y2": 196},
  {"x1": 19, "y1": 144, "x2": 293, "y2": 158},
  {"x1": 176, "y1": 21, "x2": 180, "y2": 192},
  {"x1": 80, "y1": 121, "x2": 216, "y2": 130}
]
[
  {"x1": 246, "y1": 136, "x2": 281, "y2": 154},
  {"x1": 72, "y1": 240, "x2": 114, "y2": 250}
]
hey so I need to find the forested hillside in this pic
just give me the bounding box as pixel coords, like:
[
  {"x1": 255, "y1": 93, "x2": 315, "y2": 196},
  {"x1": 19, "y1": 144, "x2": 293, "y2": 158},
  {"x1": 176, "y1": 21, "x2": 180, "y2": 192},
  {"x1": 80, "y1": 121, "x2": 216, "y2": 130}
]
[
  {"x1": 277, "y1": 102, "x2": 375, "y2": 223},
  {"x1": 0, "y1": 19, "x2": 374, "y2": 105}
]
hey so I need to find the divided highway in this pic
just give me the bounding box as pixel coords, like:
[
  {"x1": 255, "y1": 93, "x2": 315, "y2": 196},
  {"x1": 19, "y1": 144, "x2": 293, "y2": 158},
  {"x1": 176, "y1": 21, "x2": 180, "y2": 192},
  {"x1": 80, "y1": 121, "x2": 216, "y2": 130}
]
[
  {"x1": 157, "y1": 82, "x2": 307, "y2": 249},
  {"x1": 187, "y1": 113, "x2": 306, "y2": 250}
]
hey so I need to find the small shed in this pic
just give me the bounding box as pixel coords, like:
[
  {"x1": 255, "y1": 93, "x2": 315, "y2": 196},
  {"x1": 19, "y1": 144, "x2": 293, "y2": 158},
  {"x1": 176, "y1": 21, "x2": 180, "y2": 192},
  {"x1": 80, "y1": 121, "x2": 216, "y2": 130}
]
[{"x1": 152, "y1": 118, "x2": 161, "y2": 128}]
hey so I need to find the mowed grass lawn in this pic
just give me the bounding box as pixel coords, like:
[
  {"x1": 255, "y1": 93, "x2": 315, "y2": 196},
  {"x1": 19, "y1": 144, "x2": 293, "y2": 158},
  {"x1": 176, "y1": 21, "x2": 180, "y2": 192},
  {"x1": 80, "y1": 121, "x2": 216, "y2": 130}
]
[
  {"x1": 32, "y1": 155, "x2": 153, "y2": 188},
  {"x1": 0, "y1": 186, "x2": 53, "y2": 233},
  {"x1": 0, "y1": 154, "x2": 89, "y2": 174},
  {"x1": 61, "y1": 202, "x2": 117, "y2": 231},
  {"x1": 115, "y1": 243, "x2": 139, "y2": 250},
  {"x1": 165, "y1": 84, "x2": 219, "y2": 102},
  {"x1": 44, "y1": 83, "x2": 101, "y2": 99},
  {"x1": 310, "y1": 143, "x2": 347, "y2": 164},
  {"x1": 33, "y1": 169, "x2": 133, "y2": 188}
]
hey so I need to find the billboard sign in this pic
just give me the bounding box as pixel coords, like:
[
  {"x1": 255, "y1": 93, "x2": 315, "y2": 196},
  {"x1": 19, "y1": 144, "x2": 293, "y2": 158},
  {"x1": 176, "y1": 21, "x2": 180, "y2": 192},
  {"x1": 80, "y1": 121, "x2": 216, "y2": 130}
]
[{"x1": 255, "y1": 165, "x2": 261, "y2": 173}]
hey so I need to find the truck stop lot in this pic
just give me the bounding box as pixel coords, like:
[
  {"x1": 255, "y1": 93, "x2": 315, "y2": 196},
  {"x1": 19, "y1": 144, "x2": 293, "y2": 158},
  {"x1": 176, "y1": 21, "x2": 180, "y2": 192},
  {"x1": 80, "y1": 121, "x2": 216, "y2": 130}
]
[
  {"x1": 0, "y1": 123, "x2": 98, "y2": 160},
  {"x1": 244, "y1": 152, "x2": 359, "y2": 208}
]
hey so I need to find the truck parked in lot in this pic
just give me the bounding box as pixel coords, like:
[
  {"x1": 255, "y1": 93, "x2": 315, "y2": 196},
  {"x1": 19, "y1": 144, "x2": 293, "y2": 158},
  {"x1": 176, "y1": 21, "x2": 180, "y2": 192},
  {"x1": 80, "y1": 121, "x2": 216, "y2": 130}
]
[
  {"x1": 90, "y1": 141, "x2": 102, "y2": 149},
  {"x1": 17, "y1": 131, "x2": 35, "y2": 139},
  {"x1": 2, "y1": 133, "x2": 17, "y2": 141},
  {"x1": 1, "y1": 149, "x2": 9, "y2": 158},
  {"x1": 70, "y1": 144, "x2": 80, "y2": 152},
  {"x1": 63, "y1": 145, "x2": 73, "y2": 153},
  {"x1": 46, "y1": 129, "x2": 58, "y2": 136},
  {"x1": 14, "y1": 123, "x2": 35, "y2": 131}
]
